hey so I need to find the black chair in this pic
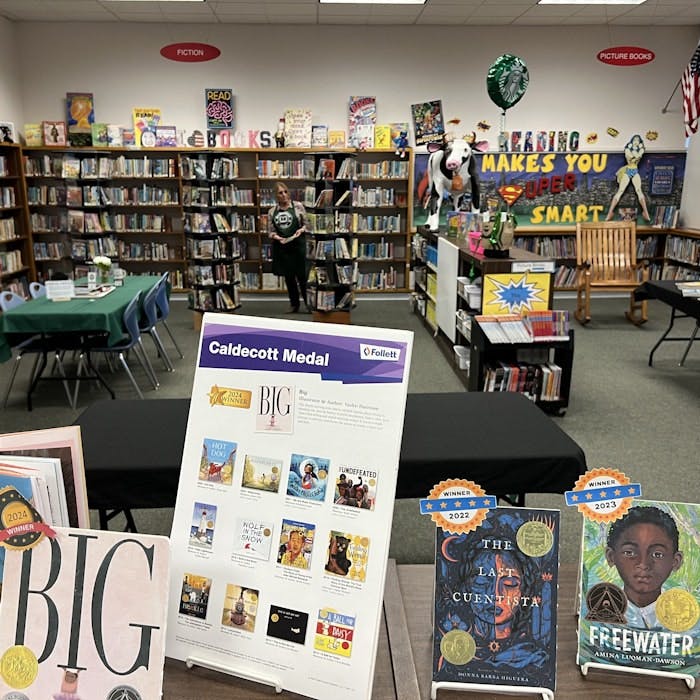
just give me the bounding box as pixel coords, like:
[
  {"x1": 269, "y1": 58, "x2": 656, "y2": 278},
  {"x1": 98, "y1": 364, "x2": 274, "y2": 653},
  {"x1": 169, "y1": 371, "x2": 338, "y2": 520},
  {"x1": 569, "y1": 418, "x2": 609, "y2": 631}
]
[{"x1": 155, "y1": 272, "x2": 184, "y2": 360}]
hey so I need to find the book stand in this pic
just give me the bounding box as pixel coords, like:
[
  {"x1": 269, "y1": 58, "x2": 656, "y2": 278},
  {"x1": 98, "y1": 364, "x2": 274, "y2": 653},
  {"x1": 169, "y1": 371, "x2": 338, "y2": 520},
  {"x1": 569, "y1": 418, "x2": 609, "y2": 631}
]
[
  {"x1": 431, "y1": 680, "x2": 553, "y2": 699},
  {"x1": 579, "y1": 661, "x2": 695, "y2": 690},
  {"x1": 185, "y1": 655, "x2": 283, "y2": 693}
]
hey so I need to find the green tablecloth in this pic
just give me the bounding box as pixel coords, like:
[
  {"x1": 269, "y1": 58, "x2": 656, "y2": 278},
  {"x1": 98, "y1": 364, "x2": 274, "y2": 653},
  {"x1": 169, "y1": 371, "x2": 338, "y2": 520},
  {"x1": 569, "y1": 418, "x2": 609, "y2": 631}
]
[{"x1": 0, "y1": 276, "x2": 160, "y2": 363}]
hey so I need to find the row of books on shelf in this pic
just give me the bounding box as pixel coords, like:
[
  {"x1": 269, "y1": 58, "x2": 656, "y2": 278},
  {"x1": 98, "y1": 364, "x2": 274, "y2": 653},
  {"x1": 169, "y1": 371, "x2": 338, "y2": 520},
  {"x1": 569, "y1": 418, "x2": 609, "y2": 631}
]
[
  {"x1": 352, "y1": 186, "x2": 403, "y2": 207},
  {"x1": 0, "y1": 249, "x2": 23, "y2": 274},
  {"x1": 356, "y1": 239, "x2": 399, "y2": 260},
  {"x1": 665, "y1": 235, "x2": 700, "y2": 265},
  {"x1": 181, "y1": 155, "x2": 239, "y2": 181},
  {"x1": 27, "y1": 184, "x2": 179, "y2": 207},
  {"x1": 652, "y1": 204, "x2": 680, "y2": 229},
  {"x1": 257, "y1": 158, "x2": 315, "y2": 179},
  {"x1": 30, "y1": 211, "x2": 170, "y2": 234},
  {"x1": 187, "y1": 262, "x2": 240, "y2": 287},
  {"x1": 33, "y1": 241, "x2": 69, "y2": 260},
  {"x1": 0, "y1": 218, "x2": 18, "y2": 241},
  {"x1": 0, "y1": 155, "x2": 9, "y2": 177},
  {"x1": 183, "y1": 184, "x2": 254, "y2": 207},
  {"x1": 483, "y1": 361, "x2": 563, "y2": 401},
  {"x1": 70, "y1": 237, "x2": 118, "y2": 260},
  {"x1": 186, "y1": 237, "x2": 240, "y2": 260},
  {"x1": 475, "y1": 311, "x2": 570, "y2": 344},
  {"x1": 514, "y1": 235, "x2": 577, "y2": 258},
  {"x1": 0, "y1": 186, "x2": 16, "y2": 208},
  {"x1": 310, "y1": 288, "x2": 354, "y2": 311},
  {"x1": 308, "y1": 262, "x2": 357, "y2": 286},
  {"x1": 310, "y1": 237, "x2": 352, "y2": 260},
  {"x1": 356, "y1": 267, "x2": 398, "y2": 290},
  {"x1": 661, "y1": 265, "x2": 700, "y2": 280},
  {"x1": 23, "y1": 154, "x2": 177, "y2": 179},
  {"x1": 189, "y1": 285, "x2": 240, "y2": 311},
  {"x1": 118, "y1": 241, "x2": 179, "y2": 261}
]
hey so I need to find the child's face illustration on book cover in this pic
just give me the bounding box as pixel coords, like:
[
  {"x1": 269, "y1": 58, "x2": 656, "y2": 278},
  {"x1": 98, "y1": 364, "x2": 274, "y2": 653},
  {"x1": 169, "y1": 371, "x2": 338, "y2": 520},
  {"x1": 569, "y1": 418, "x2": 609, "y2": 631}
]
[
  {"x1": 287, "y1": 454, "x2": 329, "y2": 501},
  {"x1": 434, "y1": 509, "x2": 559, "y2": 688},
  {"x1": 578, "y1": 501, "x2": 700, "y2": 677},
  {"x1": 278, "y1": 521, "x2": 315, "y2": 569},
  {"x1": 199, "y1": 438, "x2": 236, "y2": 485}
]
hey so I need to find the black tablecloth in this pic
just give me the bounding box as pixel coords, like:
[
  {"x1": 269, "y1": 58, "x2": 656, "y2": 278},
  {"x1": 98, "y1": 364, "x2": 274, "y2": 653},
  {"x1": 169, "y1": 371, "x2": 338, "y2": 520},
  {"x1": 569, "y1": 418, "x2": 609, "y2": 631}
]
[
  {"x1": 634, "y1": 280, "x2": 700, "y2": 320},
  {"x1": 75, "y1": 393, "x2": 586, "y2": 511}
]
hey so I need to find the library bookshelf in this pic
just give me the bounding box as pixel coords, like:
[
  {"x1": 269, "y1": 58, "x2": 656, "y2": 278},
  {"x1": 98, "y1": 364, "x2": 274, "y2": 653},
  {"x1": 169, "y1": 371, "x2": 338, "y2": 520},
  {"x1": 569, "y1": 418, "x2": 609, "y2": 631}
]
[
  {"x1": 0, "y1": 144, "x2": 34, "y2": 296},
  {"x1": 17, "y1": 146, "x2": 412, "y2": 298}
]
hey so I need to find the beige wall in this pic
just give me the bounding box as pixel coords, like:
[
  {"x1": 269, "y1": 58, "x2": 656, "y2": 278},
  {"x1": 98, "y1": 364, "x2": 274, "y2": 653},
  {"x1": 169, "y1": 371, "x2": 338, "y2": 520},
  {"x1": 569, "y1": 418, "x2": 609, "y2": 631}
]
[{"x1": 1, "y1": 19, "x2": 699, "y2": 224}]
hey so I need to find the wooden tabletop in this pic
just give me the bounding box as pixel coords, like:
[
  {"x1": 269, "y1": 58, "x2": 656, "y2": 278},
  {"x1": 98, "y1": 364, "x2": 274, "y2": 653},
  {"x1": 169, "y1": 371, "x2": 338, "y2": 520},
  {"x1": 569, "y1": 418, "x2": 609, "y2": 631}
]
[{"x1": 162, "y1": 562, "x2": 694, "y2": 699}]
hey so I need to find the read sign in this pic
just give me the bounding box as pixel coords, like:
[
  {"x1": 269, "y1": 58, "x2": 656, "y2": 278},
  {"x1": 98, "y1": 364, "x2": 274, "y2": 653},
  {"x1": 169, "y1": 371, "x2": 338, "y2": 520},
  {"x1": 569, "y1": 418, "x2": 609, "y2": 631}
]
[
  {"x1": 597, "y1": 46, "x2": 655, "y2": 66},
  {"x1": 160, "y1": 42, "x2": 221, "y2": 63}
]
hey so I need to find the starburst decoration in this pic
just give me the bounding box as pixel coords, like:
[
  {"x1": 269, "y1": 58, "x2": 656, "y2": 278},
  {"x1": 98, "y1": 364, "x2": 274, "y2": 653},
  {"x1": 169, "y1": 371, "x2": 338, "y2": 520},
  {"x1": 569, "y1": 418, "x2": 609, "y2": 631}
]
[{"x1": 488, "y1": 276, "x2": 546, "y2": 313}]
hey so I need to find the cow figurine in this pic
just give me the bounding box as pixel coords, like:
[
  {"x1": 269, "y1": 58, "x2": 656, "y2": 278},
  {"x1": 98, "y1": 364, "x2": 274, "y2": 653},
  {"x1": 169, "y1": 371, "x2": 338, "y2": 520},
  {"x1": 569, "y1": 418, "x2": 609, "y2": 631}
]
[{"x1": 425, "y1": 138, "x2": 481, "y2": 231}]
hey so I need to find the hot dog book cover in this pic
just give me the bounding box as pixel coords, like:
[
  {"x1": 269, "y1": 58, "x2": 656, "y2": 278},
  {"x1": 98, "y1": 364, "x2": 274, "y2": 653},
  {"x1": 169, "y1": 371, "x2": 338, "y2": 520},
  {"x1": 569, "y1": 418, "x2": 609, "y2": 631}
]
[
  {"x1": 0, "y1": 526, "x2": 169, "y2": 698},
  {"x1": 578, "y1": 500, "x2": 700, "y2": 678},
  {"x1": 433, "y1": 507, "x2": 559, "y2": 691}
]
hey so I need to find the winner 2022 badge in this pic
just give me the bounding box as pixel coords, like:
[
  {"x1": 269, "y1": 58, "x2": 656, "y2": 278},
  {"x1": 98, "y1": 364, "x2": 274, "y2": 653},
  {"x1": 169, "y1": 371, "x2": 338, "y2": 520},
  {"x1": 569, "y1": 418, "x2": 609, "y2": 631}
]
[{"x1": 419, "y1": 479, "x2": 497, "y2": 534}]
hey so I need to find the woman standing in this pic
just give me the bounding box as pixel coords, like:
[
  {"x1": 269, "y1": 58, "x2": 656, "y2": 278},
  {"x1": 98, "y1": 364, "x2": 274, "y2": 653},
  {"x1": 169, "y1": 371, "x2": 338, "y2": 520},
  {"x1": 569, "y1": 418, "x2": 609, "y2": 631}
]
[{"x1": 268, "y1": 182, "x2": 309, "y2": 313}]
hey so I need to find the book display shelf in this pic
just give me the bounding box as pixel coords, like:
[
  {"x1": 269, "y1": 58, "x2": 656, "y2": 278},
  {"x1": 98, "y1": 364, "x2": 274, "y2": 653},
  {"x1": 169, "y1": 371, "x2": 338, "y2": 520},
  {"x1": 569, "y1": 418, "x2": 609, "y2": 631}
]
[
  {"x1": 304, "y1": 151, "x2": 357, "y2": 314},
  {"x1": 22, "y1": 146, "x2": 186, "y2": 290},
  {"x1": 0, "y1": 144, "x2": 34, "y2": 296},
  {"x1": 513, "y1": 226, "x2": 700, "y2": 290},
  {"x1": 180, "y1": 152, "x2": 243, "y2": 312}
]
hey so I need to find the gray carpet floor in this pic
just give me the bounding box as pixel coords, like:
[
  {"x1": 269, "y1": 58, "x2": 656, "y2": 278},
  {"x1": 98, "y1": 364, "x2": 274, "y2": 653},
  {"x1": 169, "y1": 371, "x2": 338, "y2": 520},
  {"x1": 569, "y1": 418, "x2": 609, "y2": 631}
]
[{"x1": 1, "y1": 293, "x2": 698, "y2": 564}]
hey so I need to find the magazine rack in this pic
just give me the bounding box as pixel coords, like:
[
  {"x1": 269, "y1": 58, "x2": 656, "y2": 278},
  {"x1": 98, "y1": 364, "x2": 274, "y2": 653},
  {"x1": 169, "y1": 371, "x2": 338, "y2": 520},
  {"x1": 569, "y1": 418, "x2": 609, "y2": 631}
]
[
  {"x1": 579, "y1": 662, "x2": 695, "y2": 690},
  {"x1": 185, "y1": 655, "x2": 283, "y2": 693},
  {"x1": 431, "y1": 680, "x2": 553, "y2": 699}
]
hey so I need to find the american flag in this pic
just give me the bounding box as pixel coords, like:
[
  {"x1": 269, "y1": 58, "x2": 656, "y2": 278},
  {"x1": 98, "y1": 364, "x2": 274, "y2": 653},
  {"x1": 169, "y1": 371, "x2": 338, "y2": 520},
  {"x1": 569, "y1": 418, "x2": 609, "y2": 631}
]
[{"x1": 682, "y1": 43, "x2": 700, "y2": 136}]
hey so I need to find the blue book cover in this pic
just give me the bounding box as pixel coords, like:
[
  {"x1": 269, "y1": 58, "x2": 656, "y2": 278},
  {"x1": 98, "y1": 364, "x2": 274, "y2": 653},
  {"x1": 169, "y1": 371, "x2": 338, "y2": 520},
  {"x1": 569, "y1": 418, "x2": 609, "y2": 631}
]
[
  {"x1": 433, "y1": 507, "x2": 559, "y2": 691},
  {"x1": 286, "y1": 453, "x2": 329, "y2": 502}
]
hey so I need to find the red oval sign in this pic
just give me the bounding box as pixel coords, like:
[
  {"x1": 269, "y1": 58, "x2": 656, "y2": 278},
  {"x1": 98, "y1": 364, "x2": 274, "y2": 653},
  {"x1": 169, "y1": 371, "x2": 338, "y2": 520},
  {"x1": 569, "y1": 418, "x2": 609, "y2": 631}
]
[
  {"x1": 160, "y1": 43, "x2": 220, "y2": 63},
  {"x1": 597, "y1": 46, "x2": 654, "y2": 66}
]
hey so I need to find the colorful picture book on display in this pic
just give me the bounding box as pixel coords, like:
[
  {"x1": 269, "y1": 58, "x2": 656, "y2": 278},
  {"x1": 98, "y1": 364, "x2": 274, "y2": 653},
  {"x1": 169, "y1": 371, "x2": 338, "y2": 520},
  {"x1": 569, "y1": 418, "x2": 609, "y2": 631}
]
[
  {"x1": 433, "y1": 507, "x2": 560, "y2": 693},
  {"x1": 577, "y1": 498, "x2": 700, "y2": 680},
  {"x1": 166, "y1": 313, "x2": 412, "y2": 700},
  {"x1": 0, "y1": 526, "x2": 170, "y2": 698}
]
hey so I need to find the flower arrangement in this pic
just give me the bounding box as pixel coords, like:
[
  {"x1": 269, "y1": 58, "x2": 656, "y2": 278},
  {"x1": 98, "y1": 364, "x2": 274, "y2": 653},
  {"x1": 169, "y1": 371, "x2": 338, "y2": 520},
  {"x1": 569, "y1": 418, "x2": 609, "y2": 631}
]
[{"x1": 93, "y1": 255, "x2": 112, "y2": 271}]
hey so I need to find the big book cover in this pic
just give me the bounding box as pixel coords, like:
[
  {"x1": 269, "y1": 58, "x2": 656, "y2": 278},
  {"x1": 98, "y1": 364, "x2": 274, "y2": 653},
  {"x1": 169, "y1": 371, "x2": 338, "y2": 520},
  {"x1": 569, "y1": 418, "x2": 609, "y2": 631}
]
[
  {"x1": 0, "y1": 526, "x2": 170, "y2": 698},
  {"x1": 578, "y1": 499, "x2": 700, "y2": 678},
  {"x1": 433, "y1": 507, "x2": 560, "y2": 691}
]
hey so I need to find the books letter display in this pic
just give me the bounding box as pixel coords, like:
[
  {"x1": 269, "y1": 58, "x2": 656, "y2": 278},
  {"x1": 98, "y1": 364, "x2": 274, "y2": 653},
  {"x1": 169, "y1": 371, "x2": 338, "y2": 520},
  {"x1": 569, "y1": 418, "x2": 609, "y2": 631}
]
[{"x1": 166, "y1": 313, "x2": 413, "y2": 700}]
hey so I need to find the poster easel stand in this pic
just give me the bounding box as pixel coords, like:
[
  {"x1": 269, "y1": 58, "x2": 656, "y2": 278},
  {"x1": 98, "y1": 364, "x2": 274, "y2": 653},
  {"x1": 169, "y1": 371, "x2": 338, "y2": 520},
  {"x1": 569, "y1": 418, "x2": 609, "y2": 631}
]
[
  {"x1": 431, "y1": 680, "x2": 553, "y2": 700},
  {"x1": 580, "y1": 661, "x2": 695, "y2": 690},
  {"x1": 186, "y1": 655, "x2": 283, "y2": 693}
]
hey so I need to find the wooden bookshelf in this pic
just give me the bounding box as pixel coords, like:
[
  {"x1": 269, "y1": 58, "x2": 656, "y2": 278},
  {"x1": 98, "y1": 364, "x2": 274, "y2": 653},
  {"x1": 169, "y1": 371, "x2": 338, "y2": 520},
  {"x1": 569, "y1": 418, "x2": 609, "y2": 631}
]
[{"x1": 0, "y1": 143, "x2": 34, "y2": 297}]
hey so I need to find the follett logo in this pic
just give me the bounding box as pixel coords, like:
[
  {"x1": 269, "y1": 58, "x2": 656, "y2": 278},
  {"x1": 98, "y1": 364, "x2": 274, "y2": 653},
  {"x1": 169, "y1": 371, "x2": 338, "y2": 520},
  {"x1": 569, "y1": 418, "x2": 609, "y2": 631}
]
[{"x1": 359, "y1": 343, "x2": 400, "y2": 362}]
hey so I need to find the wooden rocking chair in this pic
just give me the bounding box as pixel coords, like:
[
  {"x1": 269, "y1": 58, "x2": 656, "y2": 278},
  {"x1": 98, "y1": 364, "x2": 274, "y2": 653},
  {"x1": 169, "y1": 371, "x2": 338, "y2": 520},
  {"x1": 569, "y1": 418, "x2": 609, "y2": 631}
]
[{"x1": 574, "y1": 221, "x2": 648, "y2": 325}]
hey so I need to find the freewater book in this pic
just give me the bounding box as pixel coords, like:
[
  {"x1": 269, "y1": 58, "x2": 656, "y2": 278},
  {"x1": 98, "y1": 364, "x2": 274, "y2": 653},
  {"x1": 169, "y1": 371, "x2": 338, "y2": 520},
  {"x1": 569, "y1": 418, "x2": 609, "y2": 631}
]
[{"x1": 577, "y1": 499, "x2": 700, "y2": 679}]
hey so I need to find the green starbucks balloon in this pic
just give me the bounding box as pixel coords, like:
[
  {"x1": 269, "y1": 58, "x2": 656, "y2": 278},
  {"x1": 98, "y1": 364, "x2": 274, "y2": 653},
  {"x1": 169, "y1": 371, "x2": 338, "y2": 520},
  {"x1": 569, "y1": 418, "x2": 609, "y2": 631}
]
[{"x1": 487, "y1": 54, "x2": 530, "y2": 111}]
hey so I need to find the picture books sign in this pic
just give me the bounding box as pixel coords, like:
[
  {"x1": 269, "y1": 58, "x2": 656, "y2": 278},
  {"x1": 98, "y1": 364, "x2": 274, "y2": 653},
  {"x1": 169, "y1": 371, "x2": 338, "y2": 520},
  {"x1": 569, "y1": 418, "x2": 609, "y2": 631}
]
[{"x1": 166, "y1": 313, "x2": 413, "y2": 699}]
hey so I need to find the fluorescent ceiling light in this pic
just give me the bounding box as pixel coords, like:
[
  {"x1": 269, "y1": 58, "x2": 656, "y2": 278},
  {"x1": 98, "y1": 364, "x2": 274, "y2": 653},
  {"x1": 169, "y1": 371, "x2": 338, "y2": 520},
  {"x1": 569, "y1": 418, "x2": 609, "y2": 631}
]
[
  {"x1": 103, "y1": 1, "x2": 206, "y2": 3},
  {"x1": 320, "y1": 0, "x2": 426, "y2": 5},
  {"x1": 538, "y1": 0, "x2": 645, "y2": 4}
]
